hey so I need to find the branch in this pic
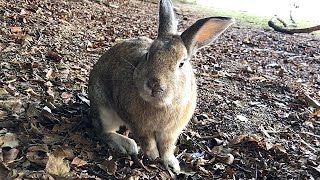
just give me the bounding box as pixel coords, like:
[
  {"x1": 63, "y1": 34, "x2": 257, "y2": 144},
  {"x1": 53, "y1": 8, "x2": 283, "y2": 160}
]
[{"x1": 268, "y1": 16, "x2": 320, "y2": 34}]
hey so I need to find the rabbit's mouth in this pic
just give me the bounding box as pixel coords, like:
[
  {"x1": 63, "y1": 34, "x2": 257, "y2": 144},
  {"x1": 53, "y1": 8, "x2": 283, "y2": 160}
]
[{"x1": 139, "y1": 88, "x2": 173, "y2": 107}]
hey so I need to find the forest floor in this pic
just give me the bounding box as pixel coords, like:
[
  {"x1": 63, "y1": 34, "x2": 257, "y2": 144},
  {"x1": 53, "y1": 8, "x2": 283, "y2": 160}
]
[{"x1": 0, "y1": 0, "x2": 319, "y2": 179}]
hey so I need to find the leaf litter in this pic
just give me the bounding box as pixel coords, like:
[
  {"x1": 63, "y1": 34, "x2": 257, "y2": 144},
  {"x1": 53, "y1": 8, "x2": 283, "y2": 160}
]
[{"x1": 0, "y1": 0, "x2": 319, "y2": 179}]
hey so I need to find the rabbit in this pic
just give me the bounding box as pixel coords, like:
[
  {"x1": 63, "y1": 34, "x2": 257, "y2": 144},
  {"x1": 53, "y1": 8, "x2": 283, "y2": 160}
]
[{"x1": 88, "y1": 0, "x2": 234, "y2": 173}]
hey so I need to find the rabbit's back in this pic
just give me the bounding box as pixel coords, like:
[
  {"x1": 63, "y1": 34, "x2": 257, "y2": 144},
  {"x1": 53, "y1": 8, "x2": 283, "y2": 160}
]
[{"x1": 88, "y1": 37, "x2": 152, "y2": 106}]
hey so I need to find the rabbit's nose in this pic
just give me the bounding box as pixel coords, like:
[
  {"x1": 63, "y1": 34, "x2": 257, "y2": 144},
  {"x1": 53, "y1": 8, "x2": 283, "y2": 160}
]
[{"x1": 147, "y1": 78, "x2": 163, "y2": 95}]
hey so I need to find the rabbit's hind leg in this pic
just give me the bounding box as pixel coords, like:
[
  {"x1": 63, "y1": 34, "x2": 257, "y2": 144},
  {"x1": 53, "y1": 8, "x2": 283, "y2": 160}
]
[{"x1": 98, "y1": 107, "x2": 139, "y2": 155}]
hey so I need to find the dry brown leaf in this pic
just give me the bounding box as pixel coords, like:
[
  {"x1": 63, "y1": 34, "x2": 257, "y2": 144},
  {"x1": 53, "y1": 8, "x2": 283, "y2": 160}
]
[
  {"x1": 229, "y1": 134, "x2": 247, "y2": 145},
  {"x1": 309, "y1": 109, "x2": 320, "y2": 117},
  {"x1": 216, "y1": 154, "x2": 234, "y2": 165},
  {"x1": 0, "y1": 132, "x2": 19, "y2": 148},
  {"x1": 45, "y1": 154, "x2": 70, "y2": 177},
  {"x1": 223, "y1": 166, "x2": 236, "y2": 179},
  {"x1": 273, "y1": 143, "x2": 287, "y2": 154},
  {"x1": 229, "y1": 134, "x2": 262, "y2": 145},
  {"x1": 42, "y1": 134, "x2": 64, "y2": 145},
  {"x1": 40, "y1": 106, "x2": 60, "y2": 123},
  {"x1": 0, "y1": 88, "x2": 9, "y2": 97},
  {"x1": 10, "y1": 26, "x2": 22, "y2": 33},
  {"x1": 98, "y1": 157, "x2": 117, "y2": 175},
  {"x1": 0, "y1": 99, "x2": 23, "y2": 113},
  {"x1": 53, "y1": 147, "x2": 75, "y2": 160},
  {"x1": 46, "y1": 68, "x2": 54, "y2": 80},
  {"x1": 28, "y1": 172, "x2": 55, "y2": 180},
  {"x1": 25, "y1": 87, "x2": 40, "y2": 96},
  {"x1": 71, "y1": 157, "x2": 87, "y2": 167},
  {"x1": 26, "y1": 145, "x2": 49, "y2": 166},
  {"x1": 0, "y1": 162, "x2": 10, "y2": 179},
  {"x1": 0, "y1": 110, "x2": 8, "y2": 120},
  {"x1": 211, "y1": 145, "x2": 223, "y2": 154},
  {"x1": 265, "y1": 141, "x2": 274, "y2": 150},
  {"x1": 61, "y1": 92, "x2": 73, "y2": 99},
  {"x1": 26, "y1": 103, "x2": 40, "y2": 120},
  {"x1": 2, "y1": 148, "x2": 19, "y2": 163},
  {"x1": 236, "y1": 115, "x2": 248, "y2": 122},
  {"x1": 46, "y1": 51, "x2": 62, "y2": 62}
]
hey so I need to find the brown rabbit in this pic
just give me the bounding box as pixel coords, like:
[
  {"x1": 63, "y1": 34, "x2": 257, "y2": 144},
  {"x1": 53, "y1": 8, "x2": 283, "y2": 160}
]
[{"x1": 88, "y1": 0, "x2": 234, "y2": 173}]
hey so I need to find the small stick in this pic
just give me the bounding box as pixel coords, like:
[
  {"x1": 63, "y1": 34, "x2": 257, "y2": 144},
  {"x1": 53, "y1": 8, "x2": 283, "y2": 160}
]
[
  {"x1": 300, "y1": 138, "x2": 317, "y2": 153},
  {"x1": 300, "y1": 132, "x2": 320, "y2": 139}
]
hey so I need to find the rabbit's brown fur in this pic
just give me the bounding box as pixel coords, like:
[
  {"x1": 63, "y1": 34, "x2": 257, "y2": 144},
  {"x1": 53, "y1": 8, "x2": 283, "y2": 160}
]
[{"x1": 88, "y1": 0, "x2": 234, "y2": 173}]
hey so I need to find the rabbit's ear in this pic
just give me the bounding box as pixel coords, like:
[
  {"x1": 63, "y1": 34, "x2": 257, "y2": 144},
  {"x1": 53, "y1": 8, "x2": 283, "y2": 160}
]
[
  {"x1": 181, "y1": 17, "x2": 235, "y2": 56},
  {"x1": 158, "y1": 0, "x2": 177, "y2": 37}
]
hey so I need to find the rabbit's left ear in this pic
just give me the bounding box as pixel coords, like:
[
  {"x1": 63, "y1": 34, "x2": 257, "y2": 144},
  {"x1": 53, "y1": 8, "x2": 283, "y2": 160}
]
[{"x1": 181, "y1": 17, "x2": 235, "y2": 56}]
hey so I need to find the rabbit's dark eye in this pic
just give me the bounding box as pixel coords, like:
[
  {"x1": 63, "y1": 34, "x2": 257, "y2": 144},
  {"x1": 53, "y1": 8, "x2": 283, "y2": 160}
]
[
  {"x1": 179, "y1": 58, "x2": 187, "y2": 68},
  {"x1": 179, "y1": 62, "x2": 184, "y2": 68}
]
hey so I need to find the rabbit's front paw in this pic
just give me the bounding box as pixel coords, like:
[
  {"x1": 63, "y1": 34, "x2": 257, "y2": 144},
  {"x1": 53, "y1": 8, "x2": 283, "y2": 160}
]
[
  {"x1": 146, "y1": 148, "x2": 160, "y2": 161},
  {"x1": 107, "y1": 133, "x2": 139, "y2": 155},
  {"x1": 163, "y1": 153, "x2": 180, "y2": 173}
]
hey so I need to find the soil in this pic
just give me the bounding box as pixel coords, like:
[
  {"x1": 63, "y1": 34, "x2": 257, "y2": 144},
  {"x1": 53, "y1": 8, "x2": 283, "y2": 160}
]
[{"x1": 0, "y1": 0, "x2": 319, "y2": 179}]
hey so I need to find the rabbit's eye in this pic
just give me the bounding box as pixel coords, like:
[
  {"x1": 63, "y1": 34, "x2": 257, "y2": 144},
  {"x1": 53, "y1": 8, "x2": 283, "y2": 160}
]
[{"x1": 179, "y1": 59, "x2": 187, "y2": 68}]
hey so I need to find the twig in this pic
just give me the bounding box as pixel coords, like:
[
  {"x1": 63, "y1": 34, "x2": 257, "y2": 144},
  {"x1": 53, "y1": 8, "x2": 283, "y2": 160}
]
[
  {"x1": 259, "y1": 126, "x2": 271, "y2": 139},
  {"x1": 300, "y1": 132, "x2": 320, "y2": 139},
  {"x1": 301, "y1": 92, "x2": 320, "y2": 109},
  {"x1": 263, "y1": 130, "x2": 289, "y2": 134},
  {"x1": 268, "y1": 16, "x2": 320, "y2": 34},
  {"x1": 300, "y1": 138, "x2": 317, "y2": 153}
]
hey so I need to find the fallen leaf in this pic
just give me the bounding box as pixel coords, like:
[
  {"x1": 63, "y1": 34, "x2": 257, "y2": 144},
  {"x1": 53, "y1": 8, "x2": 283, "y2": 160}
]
[
  {"x1": 10, "y1": 26, "x2": 22, "y2": 33},
  {"x1": 26, "y1": 145, "x2": 49, "y2": 166},
  {"x1": 0, "y1": 132, "x2": 19, "y2": 148},
  {"x1": 98, "y1": 157, "x2": 117, "y2": 175},
  {"x1": 71, "y1": 157, "x2": 87, "y2": 167},
  {"x1": 53, "y1": 147, "x2": 75, "y2": 160},
  {"x1": 25, "y1": 87, "x2": 40, "y2": 96},
  {"x1": 236, "y1": 115, "x2": 248, "y2": 122},
  {"x1": 26, "y1": 103, "x2": 40, "y2": 120},
  {"x1": 216, "y1": 154, "x2": 234, "y2": 165},
  {"x1": 229, "y1": 134, "x2": 262, "y2": 145},
  {"x1": 46, "y1": 68, "x2": 54, "y2": 80},
  {"x1": 46, "y1": 51, "x2": 62, "y2": 62},
  {"x1": 2, "y1": 148, "x2": 19, "y2": 163},
  {"x1": 28, "y1": 172, "x2": 55, "y2": 180},
  {"x1": 40, "y1": 106, "x2": 60, "y2": 123},
  {"x1": 0, "y1": 162, "x2": 10, "y2": 179},
  {"x1": 0, "y1": 88, "x2": 9, "y2": 97},
  {"x1": 0, "y1": 110, "x2": 8, "y2": 120},
  {"x1": 45, "y1": 154, "x2": 70, "y2": 177},
  {"x1": 0, "y1": 99, "x2": 23, "y2": 113},
  {"x1": 61, "y1": 92, "x2": 73, "y2": 99}
]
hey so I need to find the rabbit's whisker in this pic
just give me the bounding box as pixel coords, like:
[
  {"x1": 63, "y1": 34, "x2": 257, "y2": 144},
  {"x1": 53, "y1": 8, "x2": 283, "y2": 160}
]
[{"x1": 121, "y1": 57, "x2": 136, "y2": 69}]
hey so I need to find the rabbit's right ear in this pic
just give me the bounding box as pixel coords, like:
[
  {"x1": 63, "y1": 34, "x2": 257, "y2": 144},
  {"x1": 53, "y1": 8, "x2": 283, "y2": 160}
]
[
  {"x1": 181, "y1": 17, "x2": 235, "y2": 56},
  {"x1": 158, "y1": 0, "x2": 178, "y2": 37}
]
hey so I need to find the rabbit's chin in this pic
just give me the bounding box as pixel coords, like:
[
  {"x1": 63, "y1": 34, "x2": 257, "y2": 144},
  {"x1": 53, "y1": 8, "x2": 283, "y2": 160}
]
[{"x1": 139, "y1": 92, "x2": 173, "y2": 107}]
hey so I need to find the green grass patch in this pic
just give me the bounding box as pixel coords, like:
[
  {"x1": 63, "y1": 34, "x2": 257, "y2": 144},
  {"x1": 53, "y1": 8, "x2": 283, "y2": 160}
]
[{"x1": 174, "y1": 0, "x2": 319, "y2": 34}]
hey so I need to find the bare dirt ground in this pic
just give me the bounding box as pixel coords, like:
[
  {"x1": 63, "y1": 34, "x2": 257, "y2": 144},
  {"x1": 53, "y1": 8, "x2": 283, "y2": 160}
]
[{"x1": 0, "y1": 0, "x2": 319, "y2": 179}]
